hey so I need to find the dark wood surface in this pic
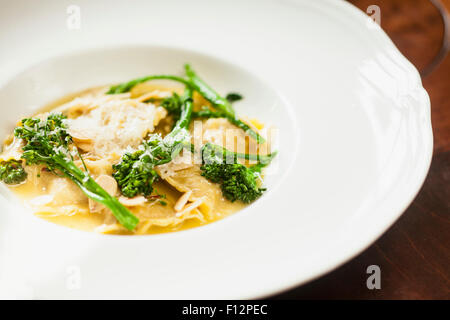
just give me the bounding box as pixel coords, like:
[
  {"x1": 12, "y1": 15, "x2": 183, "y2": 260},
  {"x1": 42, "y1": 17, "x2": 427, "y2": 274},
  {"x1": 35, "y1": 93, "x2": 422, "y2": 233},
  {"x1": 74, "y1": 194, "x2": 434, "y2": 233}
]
[{"x1": 273, "y1": 0, "x2": 450, "y2": 300}]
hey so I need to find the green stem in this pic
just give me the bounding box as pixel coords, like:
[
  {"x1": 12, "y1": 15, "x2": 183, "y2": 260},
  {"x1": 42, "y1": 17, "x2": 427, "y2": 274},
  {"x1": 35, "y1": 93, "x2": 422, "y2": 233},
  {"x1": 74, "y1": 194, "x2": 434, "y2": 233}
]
[
  {"x1": 184, "y1": 64, "x2": 235, "y2": 117},
  {"x1": 201, "y1": 142, "x2": 276, "y2": 164},
  {"x1": 169, "y1": 86, "x2": 194, "y2": 135},
  {"x1": 53, "y1": 156, "x2": 139, "y2": 230},
  {"x1": 107, "y1": 75, "x2": 190, "y2": 94},
  {"x1": 163, "y1": 86, "x2": 194, "y2": 162}
]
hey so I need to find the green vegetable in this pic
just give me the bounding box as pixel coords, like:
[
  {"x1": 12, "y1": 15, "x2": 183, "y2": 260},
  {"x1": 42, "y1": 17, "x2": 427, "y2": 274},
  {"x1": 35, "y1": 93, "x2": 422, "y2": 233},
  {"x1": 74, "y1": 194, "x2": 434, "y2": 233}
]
[
  {"x1": 161, "y1": 92, "x2": 183, "y2": 121},
  {"x1": 200, "y1": 142, "x2": 276, "y2": 203},
  {"x1": 140, "y1": 91, "x2": 184, "y2": 126},
  {"x1": 113, "y1": 87, "x2": 194, "y2": 198},
  {"x1": 225, "y1": 92, "x2": 243, "y2": 103},
  {"x1": 0, "y1": 159, "x2": 27, "y2": 185},
  {"x1": 184, "y1": 64, "x2": 236, "y2": 117},
  {"x1": 201, "y1": 142, "x2": 275, "y2": 164},
  {"x1": 111, "y1": 144, "x2": 159, "y2": 198},
  {"x1": 14, "y1": 113, "x2": 139, "y2": 230}
]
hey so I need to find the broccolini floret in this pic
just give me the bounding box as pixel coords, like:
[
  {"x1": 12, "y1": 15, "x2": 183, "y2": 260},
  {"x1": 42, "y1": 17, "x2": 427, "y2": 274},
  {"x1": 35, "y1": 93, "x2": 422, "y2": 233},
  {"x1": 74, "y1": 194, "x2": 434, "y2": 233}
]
[
  {"x1": 225, "y1": 92, "x2": 243, "y2": 103},
  {"x1": 200, "y1": 143, "x2": 276, "y2": 203},
  {"x1": 111, "y1": 145, "x2": 159, "y2": 198},
  {"x1": 0, "y1": 159, "x2": 27, "y2": 185}
]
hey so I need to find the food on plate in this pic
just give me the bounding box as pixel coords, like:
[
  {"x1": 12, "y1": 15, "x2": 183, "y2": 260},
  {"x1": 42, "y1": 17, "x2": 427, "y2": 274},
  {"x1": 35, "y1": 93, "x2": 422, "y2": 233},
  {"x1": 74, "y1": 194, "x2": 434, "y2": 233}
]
[{"x1": 0, "y1": 65, "x2": 276, "y2": 234}]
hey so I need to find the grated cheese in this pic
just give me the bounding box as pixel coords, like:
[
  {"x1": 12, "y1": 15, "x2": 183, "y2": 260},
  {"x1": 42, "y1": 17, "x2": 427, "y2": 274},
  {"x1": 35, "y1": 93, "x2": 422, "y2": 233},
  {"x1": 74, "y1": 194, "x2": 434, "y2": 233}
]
[{"x1": 65, "y1": 97, "x2": 165, "y2": 158}]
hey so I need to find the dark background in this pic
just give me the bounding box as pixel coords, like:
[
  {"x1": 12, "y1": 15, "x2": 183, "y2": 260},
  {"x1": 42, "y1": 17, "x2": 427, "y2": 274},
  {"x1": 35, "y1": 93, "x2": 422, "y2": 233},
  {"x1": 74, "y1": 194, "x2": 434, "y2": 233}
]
[{"x1": 273, "y1": 0, "x2": 450, "y2": 299}]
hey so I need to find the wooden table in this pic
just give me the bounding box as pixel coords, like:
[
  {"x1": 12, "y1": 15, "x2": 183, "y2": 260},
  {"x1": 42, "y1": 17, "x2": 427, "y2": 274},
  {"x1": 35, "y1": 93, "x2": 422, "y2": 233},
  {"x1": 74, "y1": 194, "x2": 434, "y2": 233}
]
[{"x1": 273, "y1": 0, "x2": 450, "y2": 299}]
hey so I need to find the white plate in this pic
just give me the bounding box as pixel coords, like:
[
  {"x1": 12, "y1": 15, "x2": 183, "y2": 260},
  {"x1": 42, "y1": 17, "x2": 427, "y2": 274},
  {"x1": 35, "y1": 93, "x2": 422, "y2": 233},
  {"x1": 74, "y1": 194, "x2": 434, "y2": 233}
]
[{"x1": 0, "y1": 0, "x2": 432, "y2": 299}]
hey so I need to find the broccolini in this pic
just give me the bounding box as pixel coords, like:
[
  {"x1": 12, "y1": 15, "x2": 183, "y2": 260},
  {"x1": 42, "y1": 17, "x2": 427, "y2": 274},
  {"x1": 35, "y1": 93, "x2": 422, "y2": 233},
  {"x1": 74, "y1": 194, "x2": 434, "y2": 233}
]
[
  {"x1": 200, "y1": 142, "x2": 276, "y2": 203},
  {"x1": 0, "y1": 159, "x2": 27, "y2": 185}
]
